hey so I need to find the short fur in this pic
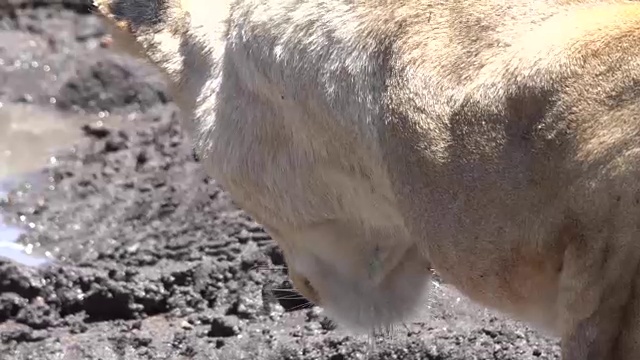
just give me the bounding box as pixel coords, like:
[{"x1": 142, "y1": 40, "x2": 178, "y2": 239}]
[{"x1": 94, "y1": 0, "x2": 640, "y2": 358}]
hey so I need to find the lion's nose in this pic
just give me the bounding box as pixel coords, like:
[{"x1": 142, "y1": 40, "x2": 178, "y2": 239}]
[{"x1": 289, "y1": 271, "x2": 321, "y2": 305}]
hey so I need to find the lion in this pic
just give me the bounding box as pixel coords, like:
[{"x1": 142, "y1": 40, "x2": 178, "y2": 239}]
[{"x1": 91, "y1": 0, "x2": 640, "y2": 358}]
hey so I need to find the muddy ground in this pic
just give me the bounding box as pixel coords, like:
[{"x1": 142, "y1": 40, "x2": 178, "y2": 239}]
[{"x1": 0, "y1": 2, "x2": 561, "y2": 359}]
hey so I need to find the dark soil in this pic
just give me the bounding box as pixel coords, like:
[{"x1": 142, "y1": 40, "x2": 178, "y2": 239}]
[{"x1": 0, "y1": 2, "x2": 561, "y2": 359}]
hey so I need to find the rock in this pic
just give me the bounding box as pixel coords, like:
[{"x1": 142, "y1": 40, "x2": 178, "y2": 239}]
[{"x1": 207, "y1": 316, "x2": 241, "y2": 338}]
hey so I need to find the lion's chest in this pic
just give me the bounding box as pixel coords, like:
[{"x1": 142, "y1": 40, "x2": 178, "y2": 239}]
[
  {"x1": 427, "y1": 229, "x2": 563, "y2": 332},
  {"x1": 389, "y1": 161, "x2": 567, "y2": 332}
]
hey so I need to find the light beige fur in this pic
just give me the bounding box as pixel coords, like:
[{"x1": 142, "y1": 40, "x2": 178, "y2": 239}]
[{"x1": 93, "y1": 0, "x2": 640, "y2": 358}]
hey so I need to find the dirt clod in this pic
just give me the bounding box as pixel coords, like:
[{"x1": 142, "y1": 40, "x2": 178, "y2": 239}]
[{"x1": 208, "y1": 316, "x2": 242, "y2": 338}]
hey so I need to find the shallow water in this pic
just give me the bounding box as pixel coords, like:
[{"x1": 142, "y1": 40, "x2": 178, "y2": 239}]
[
  {"x1": 0, "y1": 103, "x2": 125, "y2": 266},
  {"x1": 0, "y1": 182, "x2": 51, "y2": 266},
  {"x1": 0, "y1": 175, "x2": 52, "y2": 266},
  {"x1": 0, "y1": 103, "x2": 88, "y2": 178},
  {"x1": 0, "y1": 215, "x2": 48, "y2": 266}
]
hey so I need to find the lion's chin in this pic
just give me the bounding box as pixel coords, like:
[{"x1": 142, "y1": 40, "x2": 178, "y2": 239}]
[{"x1": 302, "y1": 245, "x2": 432, "y2": 332}]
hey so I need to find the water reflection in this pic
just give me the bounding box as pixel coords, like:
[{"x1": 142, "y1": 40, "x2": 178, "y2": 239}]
[
  {"x1": 0, "y1": 178, "x2": 50, "y2": 267},
  {"x1": 0, "y1": 104, "x2": 124, "y2": 267}
]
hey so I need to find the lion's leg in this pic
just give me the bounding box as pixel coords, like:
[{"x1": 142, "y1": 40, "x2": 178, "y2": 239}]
[
  {"x1": 611, "y1": 273, "x2": 640, "y2": 360},
  {"x1": 562, "y1": 308, "x2": 622, "y2": 359},
  {"x1": 558, "y1": 220, "x2": 640, "y2": 360},
  {"x1": 563, "y1": 272, "x2": 640, "y2": 360}
]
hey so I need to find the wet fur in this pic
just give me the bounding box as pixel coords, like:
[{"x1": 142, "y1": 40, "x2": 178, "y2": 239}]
[{"x1": 95, "y1": 0, "x2": 640, "y2": 358}]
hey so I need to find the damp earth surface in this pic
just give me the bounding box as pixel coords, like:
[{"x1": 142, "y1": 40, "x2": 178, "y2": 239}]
[{"x1": 0, "y1": 2, "x2": 560, "y2": 359}]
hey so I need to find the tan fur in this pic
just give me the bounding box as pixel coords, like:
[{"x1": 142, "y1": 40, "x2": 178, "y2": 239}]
[{"x1": 94, "y1": 0, "x2": 640, "y2": 357}]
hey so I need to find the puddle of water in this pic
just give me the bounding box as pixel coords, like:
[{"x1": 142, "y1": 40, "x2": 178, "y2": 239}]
[
  {"x1": 0, "y1": 215, "x2": 48, "y2": 267},
  {"x1": 0, "y1": 176, "x2": 52, "y2": 267},
  {"x1": 0, "y1": 103, "x2": 96, "y2": 178},
  {"x1": 0, "y1": 103, "x2": 128, "y2": 266}
]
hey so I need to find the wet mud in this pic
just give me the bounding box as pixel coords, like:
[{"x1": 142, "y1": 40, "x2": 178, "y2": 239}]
[{"x1": 0, "y1": 3, "x2": 560, "y2": 359}]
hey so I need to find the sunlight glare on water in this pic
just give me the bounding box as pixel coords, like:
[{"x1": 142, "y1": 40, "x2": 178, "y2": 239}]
[{"x1": 0, "y1": 182, "x2": 50, "y2": 267}]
